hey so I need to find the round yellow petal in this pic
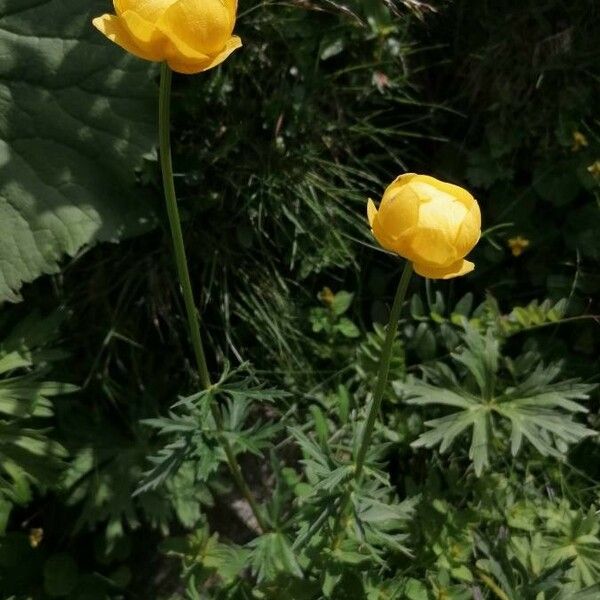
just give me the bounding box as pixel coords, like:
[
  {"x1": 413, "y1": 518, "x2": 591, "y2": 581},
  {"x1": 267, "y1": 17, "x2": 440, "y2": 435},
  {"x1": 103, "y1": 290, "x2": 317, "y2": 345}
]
[
  {"x1": 167, "y1": 36, "x2": 242, "y2": 74},
  {"x1": 159, "y1": 0, "x2": 234, "y2": 55},
  {"x1": 114, "y1": 0, "x2": 176, "y2": 22},
  {"x1": 415, "y1": 182, "x2": 469, "y2": 241},
  {"x1": 92, "y1": 14, "x2": 160, "y2": 62},
  {"x1": 454, "y1": 202, "x2": 481, "y2": 257},
  {"x1": 408, "y1": 226, "x2": 458, "y2": 267},
  {"x1": 413, "y1": 259, "x2": 475, "y2": 280},
  {"x1": 377, "y1": 180, "x2": 420, "y2": 236},
  {"x1": 372, "y1": 214, "x2": 414, "y2": 256},
  {"x1": 370, "y1": 185, "x2": 419, "y2": 257},
  {"x1": 384, "y1": 173, "x2": 418, "y2": 195},
  {"x1": 118, "y1": 10, "x2": 169, "y2": 60},
  {"x1": 410, "y1": 174, "x2": 476, "y2": 210}
]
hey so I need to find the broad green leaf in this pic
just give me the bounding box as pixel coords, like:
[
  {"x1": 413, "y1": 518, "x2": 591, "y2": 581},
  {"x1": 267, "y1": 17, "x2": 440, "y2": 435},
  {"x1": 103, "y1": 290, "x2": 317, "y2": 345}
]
[
  {"x1": 0, "y1": 0, "x2": 157, "y2": 302},
  {"x1": 335, "y1": 317, "x2": 360, "y2": 338},
  {"x1": 331, "y1": 291, "x2": 354, "y2": 316}
]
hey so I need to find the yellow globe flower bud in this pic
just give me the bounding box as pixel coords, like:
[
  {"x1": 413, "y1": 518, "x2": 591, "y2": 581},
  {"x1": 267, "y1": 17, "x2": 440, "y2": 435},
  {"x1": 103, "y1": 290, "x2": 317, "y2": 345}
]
[
  {"x1": 93, "y1": 0, "x2": 242, "y2": 75},
  {"x1": 367, "y1": 174, "x2": 481, "y2": 279}
]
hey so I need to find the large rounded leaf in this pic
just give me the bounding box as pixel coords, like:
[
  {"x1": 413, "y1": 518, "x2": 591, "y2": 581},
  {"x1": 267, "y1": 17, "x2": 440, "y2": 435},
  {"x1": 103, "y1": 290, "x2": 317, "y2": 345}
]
[{"x1": 0, "y1": 0, "x2": 157, "y2": 302}]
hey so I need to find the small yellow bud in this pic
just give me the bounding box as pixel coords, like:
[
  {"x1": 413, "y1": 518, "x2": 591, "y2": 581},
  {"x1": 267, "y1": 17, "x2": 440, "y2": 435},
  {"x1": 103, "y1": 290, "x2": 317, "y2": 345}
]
[
  {"x1": 318, "y1": 287, "x2": 335, "y2": 307},
  {"x1": 507, "y1": 236, "x2": 530, "y2": 257},
  {"x1": 572, "y1": 131, "x2": 589, "y2": 152},
  {"x1": 587, "y1": 161, "x2": 600, "y2": 179},
  {"x1": 29, "y1": 528, "x2": 44, "y2": 548}
]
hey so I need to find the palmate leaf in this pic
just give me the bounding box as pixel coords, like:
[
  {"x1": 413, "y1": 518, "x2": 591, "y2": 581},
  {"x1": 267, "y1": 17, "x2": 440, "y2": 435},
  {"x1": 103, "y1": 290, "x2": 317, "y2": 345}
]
[
  {"x1": 399, "y1": 326, "x2": 596, "y2": 475},
  {"x1": 288, "y1": 426, "x2": 356, "y2": 495},
  {"x1": 0, "y1": 312, "x2": 74, "y2": 503},
  {"x1": 162, "y1": 523, "x2": 250, "y2": 585},
  {"x1": 0, "y1": 378, "x2": 77, "y2": 418},
  {"x1": 475, "y1": 534, "x2": 572, "y2": 600},
  {"x1": 140, "y1": 364, "x2": 286, "y2": 493},
  {"x1": 545, "y1": 506, "x2": 600, "y2": 589},
  {"x1": 0, "y1": 0, "x2": 156, "y2": 302},
  {"x1": 0, "y1": 423, "x2": 67, "y2": 503},
  {"x1": 247, "y1": 532, "x2": 303, "y2": 583},
  {"x1": 353, "y1": 492, "x2": 418, "y2": 558}
]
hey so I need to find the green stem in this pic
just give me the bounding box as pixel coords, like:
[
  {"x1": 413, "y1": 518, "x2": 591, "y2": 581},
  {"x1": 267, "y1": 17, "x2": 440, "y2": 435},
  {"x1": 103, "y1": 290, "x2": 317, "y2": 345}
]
[
  {"x1": 354, "y1": 261, "x2": 413, "y2": 478},
  {"x1": 158, "y1": 64, "x2": 268, "y2": 533},
  {"x1": 159, "y1": 66, "x2": 211, "y2": 390},
  {"x1": 326, "y1": 262, "x2": 413, "y2": 552},
  {"x1": 478, "y1": 572, "x2": 511, "y2": 600}
]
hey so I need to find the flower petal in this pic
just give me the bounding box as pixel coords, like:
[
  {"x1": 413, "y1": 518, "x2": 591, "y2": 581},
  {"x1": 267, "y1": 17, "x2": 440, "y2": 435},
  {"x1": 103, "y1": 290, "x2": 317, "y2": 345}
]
[
  {"x1": 454, "y1": 202, "x2": 482, "y2": 257},
  {"x1": 119, "y1": 10, "x2": 170, "y2": 60},
  {"x1": 411, "y1": 181, "x2": 470, "y2": 262},
  {"x1": 378, "y1": 180, "x2": 420, "y2": 235},
  {"x1": 225, "y1": 0, "x2": 239, "y2": 24},
  {"x1": 413, "y1": 259, "x2": 475, "y2": 280},
  {"x1": 166, "y1": 35, "x2": 242, "y2": 74},
  {"x1": 411, "y1": 174, "x2": 476, "y2": 209},
  {"x1": 408, "y1": 226, "x2": 458, "y2": 267},
  {"x1": 367, "y1": 198, "x2": 377, "y2": 227},
  {"x1": 384, "y1": 173, "x2": 418, "y2": 195},
  {"x1": 92, "y1": 14, "x2": 161, "y2": 62},
  {"x1": 159, "y1": 0, "x2": 235, "y2": 56},
  {"x1": 114, "y1": 0, "x2": 176, "y2": 22},
  {"x1": 369, "y1": 184, "x2": 420, "y2": 259}
]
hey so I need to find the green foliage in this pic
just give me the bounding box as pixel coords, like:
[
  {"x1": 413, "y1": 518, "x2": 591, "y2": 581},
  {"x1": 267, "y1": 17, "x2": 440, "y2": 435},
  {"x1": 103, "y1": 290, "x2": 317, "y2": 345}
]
[
  {"x1": 0, "y1": 0, "x2": 157, "y2": 303},
  {"x1": 139, "y1": 364, "x2": 287, "y2": 497},
  {"x1": 164, "y1": 0, "x2": 439, "y2": 380},
  {"x1": 401, "y1": 324, "x2": 596, "y2": 475},
  {"x1": 424, "y1": 0, "x2": 600, "y2": 308},
  {"x1": 0, "y1": 0, "x2": 599, "y2": 599},
  {"x1": 356, "y1": 322, "x2": 406, "y2": 388},
  {"x1": 0, "y1": 312, "x2": 74, "y2": 514},
  {"x1": 310, "y1": 289, "x2": 361, "y2": 345}
]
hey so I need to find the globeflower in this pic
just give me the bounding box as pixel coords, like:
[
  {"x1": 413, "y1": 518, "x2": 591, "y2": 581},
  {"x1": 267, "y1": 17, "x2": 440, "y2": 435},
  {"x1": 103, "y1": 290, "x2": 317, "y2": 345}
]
[
  {"x1": 93, "y1": 0, "x2": 241, "y2": 74},
  {"x1": 367, "y1": 174, "x2": 481, "y2": 279}
]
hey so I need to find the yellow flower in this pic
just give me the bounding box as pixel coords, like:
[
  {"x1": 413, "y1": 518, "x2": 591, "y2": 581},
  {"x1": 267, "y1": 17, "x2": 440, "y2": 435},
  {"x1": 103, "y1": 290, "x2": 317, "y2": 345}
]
[
  {"x1": 367, "y1": 174, "x2": 481, "y2": 279},
  {"x1": 318, "y1": 287, "x2": 335, "y2": 307},
  {"x1": 587, "y1": 161, "x2": 600, "y2": 179},
  {"x1": 93, "y1": 0, "x2": 242, "y2": 75},
  {"x1": 507, "y1": 236, "x2": 530, "y2": 257},
  {"x1": 571, "y1": 131, "x2": 589, "y2": 152},
  {"x1": 29, "y1": 528, "x2": 44, "y2": 548}
]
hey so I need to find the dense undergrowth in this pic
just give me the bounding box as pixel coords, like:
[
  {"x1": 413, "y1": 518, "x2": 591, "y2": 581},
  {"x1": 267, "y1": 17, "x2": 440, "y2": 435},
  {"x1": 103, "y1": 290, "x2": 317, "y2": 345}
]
[{"x1": 0, "y1": 0, "x2": 599, "y2": 598}]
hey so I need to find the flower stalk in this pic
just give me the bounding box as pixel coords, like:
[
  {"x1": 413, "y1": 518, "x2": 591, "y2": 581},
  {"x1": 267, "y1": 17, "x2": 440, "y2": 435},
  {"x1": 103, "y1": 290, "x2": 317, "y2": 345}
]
[
  {"x1": 158, "y1": 63, "x2": 267, "y2": 533},
  {"x1": 328, "y1": 261, "x2": 412, "y2": 550},
  {"x1": 354, "y1": 260, "x2": 413, "y2": 477}
]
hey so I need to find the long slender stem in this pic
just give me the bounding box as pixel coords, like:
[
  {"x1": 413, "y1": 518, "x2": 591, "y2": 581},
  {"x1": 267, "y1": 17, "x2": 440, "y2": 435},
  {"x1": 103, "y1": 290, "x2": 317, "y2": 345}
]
[
  {"x1": 158, "y1": 64, "x2": 268, "y2": 533},
  {"x1": 354, "y1": 261, "x2": 413, "y2": 478},
  {"x1": 327, "y1": 261, "x2": 413, "y2": 551},
  {"x1": 159, "y1": 66, "x2": 211, "y2": 390}
]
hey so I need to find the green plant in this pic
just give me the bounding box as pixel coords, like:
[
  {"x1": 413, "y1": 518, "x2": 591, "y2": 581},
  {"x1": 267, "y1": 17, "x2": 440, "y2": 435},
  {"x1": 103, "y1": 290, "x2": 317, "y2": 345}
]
[
  {"x1": 0, "y1": 313, "x2": 75, "y2": 528},
  {"x1": 1, "y1": 1, "x2": 599, "y2": 599},
  {"x1": 0, "y1": 0, "x2": 157, "y2": 303},
  {"x1": 400, "y1": 324, "x2": 596, "y2": 475}
]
